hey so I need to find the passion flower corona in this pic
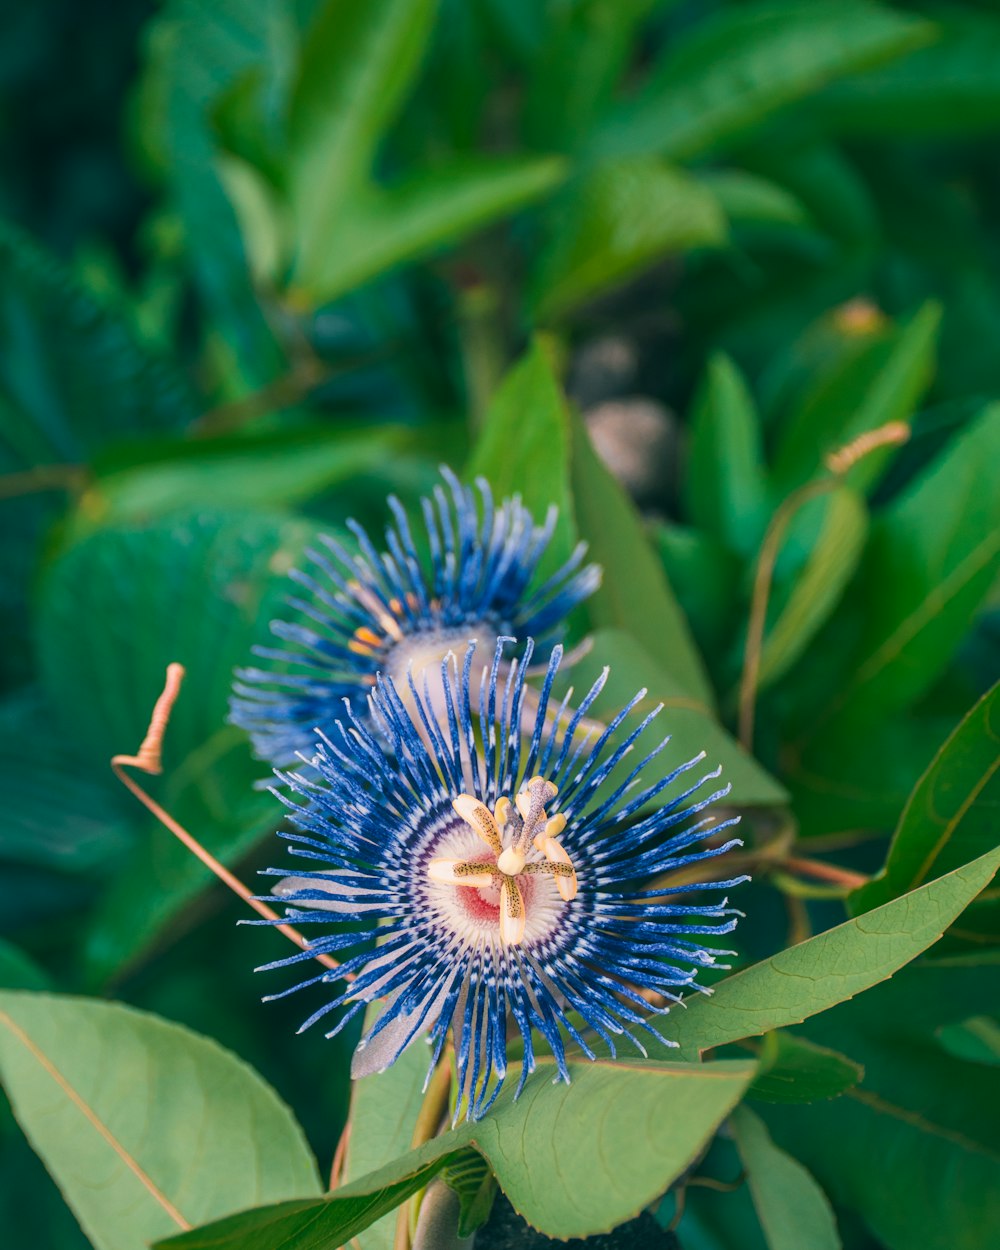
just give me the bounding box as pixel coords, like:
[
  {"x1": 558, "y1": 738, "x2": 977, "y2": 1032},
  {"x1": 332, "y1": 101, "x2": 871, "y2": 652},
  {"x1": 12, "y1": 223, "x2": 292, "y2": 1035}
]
[
  {"x1": 257, "y1": 638, "x2": 746, "y2": 1121},
  {"x1": 231, "y1": 468, "x2": 600, "y2": 767}
]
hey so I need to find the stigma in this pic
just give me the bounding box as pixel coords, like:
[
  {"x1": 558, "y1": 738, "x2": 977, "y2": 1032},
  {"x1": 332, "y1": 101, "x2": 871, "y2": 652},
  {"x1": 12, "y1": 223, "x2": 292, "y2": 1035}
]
[{"x1": 427, "y1": 777, "x2": 577, "y2": 947}]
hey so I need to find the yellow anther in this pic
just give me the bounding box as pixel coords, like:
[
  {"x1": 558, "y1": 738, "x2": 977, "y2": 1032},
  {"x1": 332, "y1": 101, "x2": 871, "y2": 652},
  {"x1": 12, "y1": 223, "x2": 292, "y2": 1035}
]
[
  {"x1": 533, "y1": 812, "x2": 566, "y2": 852},
  {"x1": 493, "y1": 796, "x2": 511, "y2": 831}
]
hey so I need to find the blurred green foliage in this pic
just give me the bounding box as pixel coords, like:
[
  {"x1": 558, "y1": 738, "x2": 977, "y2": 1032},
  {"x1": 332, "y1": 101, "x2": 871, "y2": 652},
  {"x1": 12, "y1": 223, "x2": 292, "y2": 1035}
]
[{"x1": 1, "y1": 2, "x2": 999, "y2": 1249}]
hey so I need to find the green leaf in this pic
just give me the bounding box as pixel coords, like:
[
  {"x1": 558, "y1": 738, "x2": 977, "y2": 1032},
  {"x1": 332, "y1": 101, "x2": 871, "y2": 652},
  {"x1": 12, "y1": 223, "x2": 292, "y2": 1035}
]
[
  {"x1": 698, "y1": 169, "x2": 810, "y2": 228},
  {"x1": 685, "y1": 353, "x2": 769, "y2": 556},
  {"x1": 733, "y1": 1106, "x2": 841, "y2": 1250},
  {"x1": 852, "y1": 681, "x2": 1000, "y2": 914},
  {"x1": 668, "y1": 843, "x2": 1000, "y2": 1060},
  {"x1": 466, "y1": 339, "x2": 577, "y2": 574},
  {"x1": 531, "y1": 159, "x2": 726, "y2": 321},
  {"x1": 569, "y1": 409, "x2": 714, "y2": 706},
  {"x1": 655, "y1": 524, "x2": 742, "y2": 662},
  {"x1": 937, "y1": 1017, "x2": 1000, "y2": 1068},
  {"x1": 440, "y1": 1149, "x2": 497, "y2": 1237},
  {"x1": 138, "y1": 0, "x2": 292, "y2": 377},
  {"x1": 812, "y1": 12, "x2": 1000, "y2": 136},
  {"x1": 762, "y1": 962, "x2": 1000, "y2": 1250},
  {"x1": 296, "y1": 155, "x2": 565, "y2": 306},
  {"x1": 0, "y1": 692, "x2": 133, "y2": 875},
  {"x1": 36, "y1": 509, "x2": 321, "y2": 983},
  {"x1": 157, "y1": 1058, "x2": 757, "y2": 1246},
  {"x1": 0, "y1": 943, "x2": 50, "y2": 992},
  {"x1": 771, "y1": 301, "x2": 941, "y2": 498},
  {"x1": 91, "y1": 425, "x2": 419, "y2": 521},
  {"x1": 568, "y1": 628, "x2": 787, "y2": 807},
  {"x1": 822, "y1": 403, "x2": 1000, "y2": 730},
  {"x1": 287, "y1": 0, "x2": 437, "y2": 278},
  {"x1": 749, "y1": 1033, "x2": 863, "y2": 1104},
  {"x1": 590, "y1": 1, "x2": 933, "y2": 162},
  {"x1": 756, "y1": 487, "x2": 869, "y2": 691},
  {"x1": 523, "y1": 0, "x2": 656, "y2": 150},
  {"x1": 0, "y1": 993, "x2": 321, "y2": 1250},
  {"x1": 0, "y1": 220, "x2": 197, "y2": 467}
]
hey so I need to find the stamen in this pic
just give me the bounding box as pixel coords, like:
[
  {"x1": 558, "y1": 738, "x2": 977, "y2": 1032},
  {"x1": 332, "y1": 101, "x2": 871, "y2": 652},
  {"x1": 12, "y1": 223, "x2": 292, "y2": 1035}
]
[
  {"x1": 534, "y1": 836, "x2": 578, "y2": 901},
  {"x1": 452, "y1": 794, "x2": 503, "y2": 855},
  {"x1": 499, "y1": 876, "x2": 526, "y2": 946},
  {"x1": 428, "y1": 858, "x2": 498, "y2": 888},
  {"x1": 533, "y1": 811, "x2": 566, "y2": 852}
]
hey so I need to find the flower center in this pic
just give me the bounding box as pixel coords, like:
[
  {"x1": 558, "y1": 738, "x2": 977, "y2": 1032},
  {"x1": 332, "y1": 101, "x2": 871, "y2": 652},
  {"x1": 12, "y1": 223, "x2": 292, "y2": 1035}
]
[{"x1": 427, "y1": 776, "x2": 577, "y2": 946}]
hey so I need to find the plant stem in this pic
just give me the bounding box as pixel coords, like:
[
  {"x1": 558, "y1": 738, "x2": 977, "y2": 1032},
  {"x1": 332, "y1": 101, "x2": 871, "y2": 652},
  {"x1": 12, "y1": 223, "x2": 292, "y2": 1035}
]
[{"x1": 394, "y1": 1052, "x2": 453, "y2": 1250}]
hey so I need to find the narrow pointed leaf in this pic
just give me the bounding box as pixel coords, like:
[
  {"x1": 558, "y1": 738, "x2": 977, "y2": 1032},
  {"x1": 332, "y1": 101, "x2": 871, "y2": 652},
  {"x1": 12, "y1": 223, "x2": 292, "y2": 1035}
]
[
  {"x1": 685, "y1": 353, "x2": 769, "y2": 555},
  {"x1": 733, "y1": 1106, "x2": 841, "y2": 1250},
  {"x1": 532, "y1": 159, "x2": 726, "y2": 321},
  {"x1": 590, "y1": 1, "x2": 933, "y2": 162},
  {"x1": 851, "y1": 680, "x2": 1000, "y2": 913},
  {"x1": 288, "y1": 0, "x2": 437, "y2": 276},
  {"x1": 668, "y1": 843, "x2": 1000, "y2": 1059},
  {"x1": 569, "y1": 410, "x2": 714, "y2": 706},
  {"x1": 467, "y1": 339, "x2": 577, "y2": 574}
]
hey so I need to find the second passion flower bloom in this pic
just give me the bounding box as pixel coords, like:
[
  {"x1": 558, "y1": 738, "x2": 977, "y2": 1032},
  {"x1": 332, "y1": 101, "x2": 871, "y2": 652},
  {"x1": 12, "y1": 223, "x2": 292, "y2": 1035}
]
[
  {"x1": 259, "y1": 637, "x2": 747, "y2": 1121},
  {"x1": 230, "y1": 467, "x2": 600, "y2": 767}
]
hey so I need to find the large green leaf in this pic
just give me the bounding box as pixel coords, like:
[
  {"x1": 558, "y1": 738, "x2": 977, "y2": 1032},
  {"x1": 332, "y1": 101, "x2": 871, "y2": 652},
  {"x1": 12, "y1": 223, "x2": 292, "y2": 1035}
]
[
  {"x1": 531, "y1": 158, "x2": 726, "y2": 321},
  {"x1": 589, "y1": 1, "x2": 933, "y2": 162},
  {"x1": 157, "y1": 1057, "x2": 756, "y2": 1246},
  {"x1": 851, "y1": 681, "x2": 1000, "y2": 913},
  {"x1": 287, "y1": 0, "x2": 437, "y2": 278},
  {"x1": 466, "y1": 339, "x2": 577, "y2": 574},
  {"x1": 298, "y1": 156, "x2": 565, "y2": 306},
  {"x1": 668, "y1": 843, "x2": 1000, "y2": 1060},
  {"x1": 569, "y1": 409, "x2": 714, "y2": 706},
  {"x1": 0, "y1": 993, "x2": 321, "y2": 1250},
  {"x1": 36, "y1": 509, "x2": 321, "y2": 983},
  {"x1": 685, "y1": 353, "x2": 769, "y2": 556},
  {"x1": 763, "y1": 962, "x2": 1000, "y2": 1250},
  {"x1": 820, "y1": 403, "x2": 1000, "y2": 731},
  {"x1": 733, "y1": 1107, "x2": 840, "y2": 1250},
  {"x1": 812, "y1": 12, "x2": 1000, "y2": 136},
  {"x1": 770, "y1": 301, "x2": 941, "y2": 498},
  {"x1": 568, "y1": 629, "x2": 787, "y2": 807}
]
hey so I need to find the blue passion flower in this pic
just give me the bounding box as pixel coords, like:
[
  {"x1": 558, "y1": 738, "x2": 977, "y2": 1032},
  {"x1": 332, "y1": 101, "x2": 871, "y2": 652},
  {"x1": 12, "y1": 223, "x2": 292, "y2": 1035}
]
[
  {"x1": 231, "y1": 468, "x2": 600, "y2": 767},
  {"x1": 258, "y1": 638, "x2": 746, "y2": 1121}
]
